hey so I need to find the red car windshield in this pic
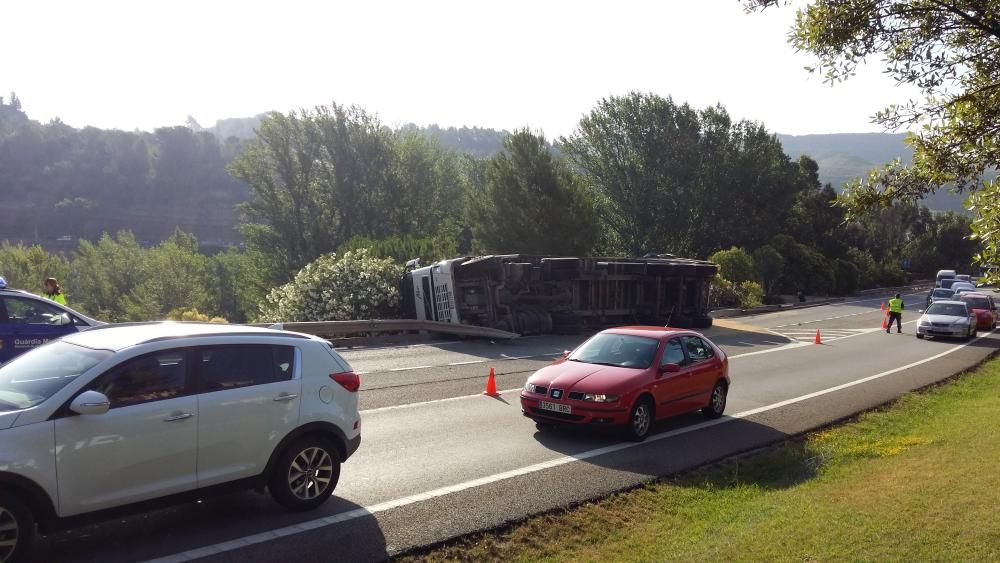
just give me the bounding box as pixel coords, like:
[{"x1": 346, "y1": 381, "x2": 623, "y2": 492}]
[{"x1": 568, "y1": 333, "x2": 659, "y2": 369}]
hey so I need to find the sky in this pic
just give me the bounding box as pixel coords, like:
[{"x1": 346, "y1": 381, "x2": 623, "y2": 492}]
[{"x1": 0, "y1": 0, "x2": 918, "y2": 137}]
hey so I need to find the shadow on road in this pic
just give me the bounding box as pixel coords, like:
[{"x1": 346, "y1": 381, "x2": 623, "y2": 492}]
[
  {"x1": 33, "y1": 491, "x2": 387, "y2": 563},
  {"x1": 530, "y1": 413, "x2": 800, "y2": 489}
]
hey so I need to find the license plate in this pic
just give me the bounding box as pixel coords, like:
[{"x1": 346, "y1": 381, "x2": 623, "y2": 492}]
[{"x1": 538, "y1": 401, "x2": 571, "y2": 414}]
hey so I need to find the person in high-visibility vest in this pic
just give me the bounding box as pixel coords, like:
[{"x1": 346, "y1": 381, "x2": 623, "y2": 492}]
[
  {"x1": 886, "y1": 293, "x2": 904, "y2": 333},
  {"x1": 43, "y1": 277, "x2": 67, "y2": 306}
]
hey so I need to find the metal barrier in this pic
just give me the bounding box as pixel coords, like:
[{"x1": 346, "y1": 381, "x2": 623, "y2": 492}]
[{"x1": 251, "y1": 319, "x2": 519, "y2": 341}]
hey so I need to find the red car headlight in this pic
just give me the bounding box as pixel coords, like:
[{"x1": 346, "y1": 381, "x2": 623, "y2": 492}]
[{"x1": 581, "y1": 394, "x2": 620, "y2": 403}]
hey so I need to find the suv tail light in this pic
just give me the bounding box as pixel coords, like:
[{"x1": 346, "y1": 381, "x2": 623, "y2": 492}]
[{"x1": 330, "y1": 371, "x2": 360, "y2": 392}]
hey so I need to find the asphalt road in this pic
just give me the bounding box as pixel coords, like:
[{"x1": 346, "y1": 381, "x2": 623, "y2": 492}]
[{"x1": 32, "y1": 290, "x2": 1000, "y2": 562}]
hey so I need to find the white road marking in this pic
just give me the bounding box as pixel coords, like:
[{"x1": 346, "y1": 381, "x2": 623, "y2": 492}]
[
  {"x1": 148, "y1": 328, "x2": 995, "y2": 563},
  {"x1": 447, "y1": 360, "x2": 486, "y2": 366},
  {"x1": 389, "y1": 365, "x2": 432, "y2": 372}
]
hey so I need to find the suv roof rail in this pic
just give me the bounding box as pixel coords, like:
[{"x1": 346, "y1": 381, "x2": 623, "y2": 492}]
[{"x1": 140, "y1": 332, "x2": 311, "y2": 345}]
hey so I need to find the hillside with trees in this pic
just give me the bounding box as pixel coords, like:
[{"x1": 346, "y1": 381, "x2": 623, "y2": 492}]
[{"x1": 0, "y1": 95, "x2": 248, "y2": 247}]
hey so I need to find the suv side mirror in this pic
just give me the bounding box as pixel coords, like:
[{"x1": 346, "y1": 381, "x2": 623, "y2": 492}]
[
  {"x1": 70, "y1": 391, "x2": 111, "y2": 415},
  {"x1": 57, "y1": 312, "x2": 72, "y2": 326},
  {"x1": 659, "y1": 363, "x2": 681, "y2": 374}
]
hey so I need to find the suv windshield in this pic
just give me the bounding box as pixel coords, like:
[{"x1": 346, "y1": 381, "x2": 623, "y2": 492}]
[
  {"x1": 932, "y1": 289, "x2": 955, "y2": 298},
  {"x1": 925, "y1": 303, "x2": 968, "y2": 317},
  {"x1": 0, "y1": 341, "x2": 111, "y2": 412},
  {"x1": 568, "y1": 333, "x2": 659, "y2": 369}
]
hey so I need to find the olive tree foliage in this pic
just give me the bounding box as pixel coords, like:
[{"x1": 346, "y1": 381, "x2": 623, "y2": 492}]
[
  {"x1": 470, "y1": 129, "x2": 598, "y2": 255},
  {"x1": 229, "y1": 103, "x2": 466, "y2": 285},
  {"x1": 745, "y1": 0, "x2": 1000, "y2": 279},
  {"x1": 259, "y1": 249, "x2": 404, "y2": 323}
]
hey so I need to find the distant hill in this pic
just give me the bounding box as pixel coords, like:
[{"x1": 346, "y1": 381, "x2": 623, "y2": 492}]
[{"x1": 776, "y1": 132, "x2": 968, "y2": 212}]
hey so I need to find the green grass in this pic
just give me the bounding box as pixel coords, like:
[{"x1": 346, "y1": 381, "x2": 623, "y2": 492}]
[{"x1": 400, "y1": 359, "x2": 1000, "y2": 562}]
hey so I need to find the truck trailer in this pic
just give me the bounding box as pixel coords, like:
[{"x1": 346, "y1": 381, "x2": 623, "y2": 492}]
[{"x1": 401, "y1": 254, "x2": 718, "y2": 335}]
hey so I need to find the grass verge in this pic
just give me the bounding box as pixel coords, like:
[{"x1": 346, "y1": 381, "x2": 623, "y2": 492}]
[{"x1": 399, "y1": 358, "x2": 1000, "y2": 562}]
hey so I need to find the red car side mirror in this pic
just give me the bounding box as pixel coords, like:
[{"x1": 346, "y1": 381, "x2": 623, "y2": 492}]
[
  {"x1": 659, "y1": 363, "x2": 681, "y2": 374},
  {"x1": 561, "y1": 350, "x2": 570, "y2": 359}
]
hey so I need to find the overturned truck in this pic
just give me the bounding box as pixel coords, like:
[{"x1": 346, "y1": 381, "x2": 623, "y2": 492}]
[{"x1": 401, "y1": 254, "x2": 717, "y2": 335}]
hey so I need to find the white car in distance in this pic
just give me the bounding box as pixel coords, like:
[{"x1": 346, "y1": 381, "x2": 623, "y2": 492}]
[{"x1": 0, "y1": 322, "x2": 361, "y2": 562}]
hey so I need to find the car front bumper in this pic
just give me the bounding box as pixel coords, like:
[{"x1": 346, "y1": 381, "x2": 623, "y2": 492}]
[
  {"x1": 916, "y1": 324, "x2": 969, "y2": 337},
  {"x1": 519, "y1": 393, "x2": 628, "y2": 425}
]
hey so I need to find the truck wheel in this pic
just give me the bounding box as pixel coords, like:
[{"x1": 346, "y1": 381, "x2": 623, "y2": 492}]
[
  {"x1": 269, "y1": 437, "x2": 341, "y2": 511},
  {"x1": 0, "y1": 490, "x2": 35, "y2": 563}
]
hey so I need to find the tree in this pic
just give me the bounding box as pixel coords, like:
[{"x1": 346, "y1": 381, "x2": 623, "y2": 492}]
[
  {"x1": 230, "y1": 103, "x2": 468, "y2": 283},
  {"x1": 752, "y1": 245, "x2": 785, "y2": 295},
  {"x1": 471, "y1": 129, "x2": 598, "y2": 255},
  {"x1": 561, "y1": 93, "x2": 703, "y2": 256},
  {"x1": 0, "y1": 242, "x2": 70, "y2": 295},
  {"x1": 562, "y1": 93, "x2": 815, "y2": 257},
  {"x1": 744, "y1": 0, "x2": 1000, "y2": 278}
]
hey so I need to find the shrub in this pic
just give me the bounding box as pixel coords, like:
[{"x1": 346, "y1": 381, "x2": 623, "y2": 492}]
[
  {"x1": 710, "y1": 276, "x2": 763, "y2": 309},
  {"x1": 709, "y1": 247, "x2": 756, "y2": 283},
  {"x1": 259, "y1": 249, "x2": 404, "y2": 322},
  {"x1": 167, "y1": 307, "x2": 228, "y2": 323},
  {"x1": 735, "y1": 281, "x2": 764, "y2": 308}
]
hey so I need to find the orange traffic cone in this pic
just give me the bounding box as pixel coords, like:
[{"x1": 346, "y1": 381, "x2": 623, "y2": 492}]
[
  {"x1": 881, "y1": 302, "x2": 886, "y2": 311},
  {"x1": 814, "y1": 329, "x2": 822, "y2": 344},
  {"x1": 483, "y1": 367, "x2": 499, "y2": 396},
  {"x1": 882, "y1": 312, "x2": 889, "y2": 329}
]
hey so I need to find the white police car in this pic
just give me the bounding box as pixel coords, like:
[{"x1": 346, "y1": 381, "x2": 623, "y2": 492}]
[{"x1": 0, "y1": 277, "x2": 103, "y2": 363}]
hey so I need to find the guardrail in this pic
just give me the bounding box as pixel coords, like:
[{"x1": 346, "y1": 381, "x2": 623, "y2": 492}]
[{"x1": 252, "y1": 319, "x2": 519, "y2": 341}]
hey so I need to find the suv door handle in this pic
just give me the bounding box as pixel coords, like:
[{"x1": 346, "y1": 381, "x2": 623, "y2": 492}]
[
  {"x1": 163, "y1": 412, "x2": 193, "y2": 422},
  {"x1": 273, "y1": 394, "x2": 298, "y2": 402}
]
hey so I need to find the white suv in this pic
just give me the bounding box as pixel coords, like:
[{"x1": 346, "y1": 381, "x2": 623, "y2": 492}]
[{"x1": 0, "y1": 322, "x2": 361, "y2": 562}]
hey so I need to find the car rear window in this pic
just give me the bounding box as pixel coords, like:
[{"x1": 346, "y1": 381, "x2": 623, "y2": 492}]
[
  {"x1": 926, "y1": 303, "x2": 968, "y2": 316},
  {"x1": 963, "y1": 297, "x2": 991, "y2": 310},
  {"x1": 932, "y1": 289, "x2": 955, "y2": 298},
  {"x1": 0, "y1": 342, "x2": 111, "y2": 412}
]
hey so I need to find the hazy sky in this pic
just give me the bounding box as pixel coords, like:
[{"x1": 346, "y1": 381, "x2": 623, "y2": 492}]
[{"x1": 1, "y1": 0, "x2": 917, "y2": 137}]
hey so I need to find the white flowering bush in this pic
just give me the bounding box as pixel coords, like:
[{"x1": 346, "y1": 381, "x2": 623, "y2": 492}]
[{"x1": 259, "y1": 249, "x2": 404, "y2": 322}]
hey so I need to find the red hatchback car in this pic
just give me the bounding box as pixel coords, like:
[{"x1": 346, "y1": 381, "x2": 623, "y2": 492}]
[
  {"x1": 959, "y1": 292, "x2": 998, "y2": 330},
  {"x1": 520, "y1": 327, "x2": 730, "y2": 441}
]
